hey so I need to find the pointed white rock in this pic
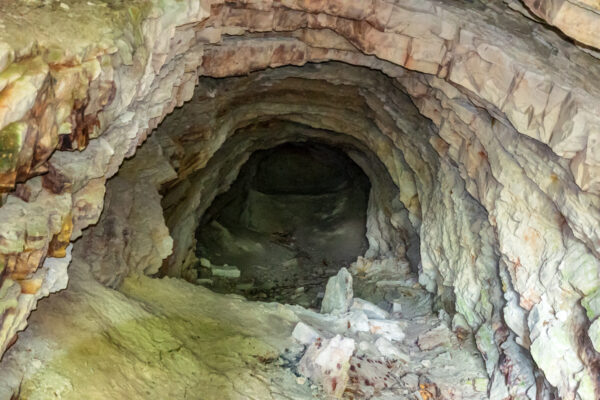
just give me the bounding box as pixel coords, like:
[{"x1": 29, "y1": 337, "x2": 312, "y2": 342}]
[{"x1": 321, "y1": 268, "x2": 353, "y2": 315}]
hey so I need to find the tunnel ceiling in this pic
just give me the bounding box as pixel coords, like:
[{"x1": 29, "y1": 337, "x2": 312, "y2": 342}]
[{"x1": 0, "y1": 1, "x2": 600, "y2": 399}]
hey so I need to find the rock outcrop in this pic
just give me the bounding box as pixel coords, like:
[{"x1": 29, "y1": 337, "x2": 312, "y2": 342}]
[{"x1": 0, "y1": 0, "x2": 599, "y2": 399}]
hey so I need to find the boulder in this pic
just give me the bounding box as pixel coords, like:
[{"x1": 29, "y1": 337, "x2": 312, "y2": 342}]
[
  {"x1": 298, "y1": 335, "x2": 355, "y2": 398},
  {"x1": 321, "y1": 268, "x2": 353, "y2": 315}
]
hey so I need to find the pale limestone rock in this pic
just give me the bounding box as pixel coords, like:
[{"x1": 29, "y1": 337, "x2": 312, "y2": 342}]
[
  {"x1": 321, "y1": 268, "x2": 353, "y2": 315},
  {"x1": 298, "y1": 335, "x2": 355, "y2": 398},
  {"x1": 368, "y1": 319, "x2": 405, "y2": 342},
  {"x1": 211, "y1": 265, "x2": 241, "y2": 279},
  {"x1": 0, "y1": 1, "x2": 597, "y2": 398},
  {"x1": 345, "y1": 310, "x2": 370, "y2": 334},
  {"x1": 351, "y1": 298, "x2": 389, "y2": 320},
  {"x1": 292, "y1": 322, "x2": 321, "y2": 345}
]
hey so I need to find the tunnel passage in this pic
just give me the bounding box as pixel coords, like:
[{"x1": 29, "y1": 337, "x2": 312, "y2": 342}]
[
  {"x1": 1, "y1": 0, "x2": 600, "y2": 395},
  {"x1": 195, "y1": 142, "x2": 371, "y2": 306}
]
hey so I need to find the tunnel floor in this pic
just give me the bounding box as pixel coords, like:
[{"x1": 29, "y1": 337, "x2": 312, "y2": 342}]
[
  {"x1": 195, "y1": 143, "x2": 370, "y2": 307},
  {"x1": 0, "y1": 249, "x2": 491, "y2": 399}
]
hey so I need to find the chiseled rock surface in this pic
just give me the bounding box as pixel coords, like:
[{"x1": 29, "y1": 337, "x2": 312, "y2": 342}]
[{"x1": 0, "y1": 1, "x2": 597, "y2": 399}]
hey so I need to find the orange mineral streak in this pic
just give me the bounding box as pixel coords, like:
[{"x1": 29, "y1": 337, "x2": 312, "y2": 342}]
[{"x1": 47, "y1": 213, "x2": 74, "y2": 258}]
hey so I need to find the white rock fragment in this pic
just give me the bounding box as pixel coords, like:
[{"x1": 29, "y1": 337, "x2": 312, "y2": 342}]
[
  {"x1": 351, "y1": 298, "x2": 389, "y2": 319},
  {"x1": 375, "y1": 337, "x2": 410, "y2": 362},
  {"x1": 199, "y1": 257, "x2": 211, "y2": 268},
  {"x1": 392, "y1": 301, "x2": 402, "y2": 314},
  {"x1": 211, "y1": 265, "x2": 240, "y2": 278},
  {"x1": 298, "y1": 335, "x2": 355, "y2": 398},
  {"x1": 321, "y1": 268, "x2": 353, "y2": 315},
  {"x1": 368, "y1": 319, "x2": 405, "y2": 342},
  {"x1": 346, "y1": 311, "x2": 370, "y2": 333},
  {"x1": 358, "y1": 340, "x2": 380, "y2": 357},
  {"x1": 292, "y1": 322, "x2": 321, "y2": 345}
]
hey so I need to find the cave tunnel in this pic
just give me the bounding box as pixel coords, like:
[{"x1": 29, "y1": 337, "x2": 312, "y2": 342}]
[
  {"x1": 0, "y1": 1, "x2": 600, "y2": 399},
  {"x1": 195, "y1": 140, "x2": 372, "y2": 305}
]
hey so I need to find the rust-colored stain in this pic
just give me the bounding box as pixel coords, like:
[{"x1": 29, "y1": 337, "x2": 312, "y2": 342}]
[{"x1": 48, "y1": 213, "x2": 74, "y2": 258}]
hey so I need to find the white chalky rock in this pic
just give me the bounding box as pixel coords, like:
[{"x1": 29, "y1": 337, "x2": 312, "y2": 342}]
[
  {"x1": 346, "y1": 310, "x2": 370, "y2": 333},
  {"x1": 375, "y1": 337, "x2": 411, "y2": 362},
  {"x1": 211, "y1": 265, "x2": 241, "y2": 278},
  {"x1": 298, "y1": 335, "x2": 355, "y2": 398},
  {"x1": 292, "y1": 322, "x2": 321, "y2": 345},
  {"x1": 351, "y1": 298, "x2": 389, "y2": 319},
  {"x1": 368, "y1": 319, "x2": 406, "y2": 342},
  {"x1": 358, "y1": 340, "x2": 381, "y2": 357},
  {"x1": 321, "y1": 268, "x2": 353, "y2": 315}
]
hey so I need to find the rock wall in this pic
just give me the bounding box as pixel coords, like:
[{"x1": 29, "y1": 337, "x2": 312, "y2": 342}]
[{"x1": 0, "y1": 1, "x2": 599, "y2": 399}]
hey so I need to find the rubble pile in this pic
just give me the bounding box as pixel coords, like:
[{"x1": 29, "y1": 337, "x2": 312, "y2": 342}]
[{"x1": 286, "y1": 259, "x2": 489, "y2": 399}]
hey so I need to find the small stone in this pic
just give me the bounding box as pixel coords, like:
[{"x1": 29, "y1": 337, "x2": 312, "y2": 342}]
[
  {"x1": 296, "y1": 376, "x2": 306, "y2": 385},
  {"x1": 351, "y1": 298, "x2": 389, "y2": 319},
  {"x1": 346, "y1": 310, "x2": 370, "y2": 333},
  {"x1": 292, "y1": 322, "x2": 321, "y2": 345},
  {"x1": 358, "y1": 340, "x2": 380, "y2": 357},
  {"x1": 392, "y1": 302, "x2": 402, "y2": 313},
  {"x1": 196, "y1": 278, "x2": 213, "y2": 286},
  {"x1": 200, "y1": 258, "x2": 211, "y2": 268},
  {"x1": 321, "y1": 268, "x2": 353, "y2": 315},
  {"x1": 368, "y1": 319, "x2": 405, "y2": 342},
  {"x1": 298, "y1": 335, "x2": 355, "y2": 398},
  {"x1": 211, "y1": 265, "x2": 241, "y2": 278}
]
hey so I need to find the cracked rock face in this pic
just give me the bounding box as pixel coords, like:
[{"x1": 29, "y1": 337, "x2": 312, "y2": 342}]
[{"x1": 0, "y1": 0, "x2": 599, "y2": 399}]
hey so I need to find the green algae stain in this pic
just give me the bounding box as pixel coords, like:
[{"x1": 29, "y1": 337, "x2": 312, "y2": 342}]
[
  {"x1": 19, "y1": 314, "x2": 278, "y2": 400},
  {"x1": 0, "y1": 122, "x2": 26, "y2": 173}
]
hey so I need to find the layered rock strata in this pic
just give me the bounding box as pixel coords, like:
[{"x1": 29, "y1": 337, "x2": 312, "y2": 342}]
[{"x1": 0, "y1": 1, "x2": 598, "y2": 399}]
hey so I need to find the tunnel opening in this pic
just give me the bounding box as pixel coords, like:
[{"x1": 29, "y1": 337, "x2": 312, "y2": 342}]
[
  {"x1": 194, "y1": 141, "x2": 371, "y2": 306},
  {"x1": 0, "y1": 0, "x2": 598, "y2": 394}
]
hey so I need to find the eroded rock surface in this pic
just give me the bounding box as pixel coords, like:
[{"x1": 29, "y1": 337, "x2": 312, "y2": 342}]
[{"x1": 0, "y1": 0, "x2": 598, "y2": 399}]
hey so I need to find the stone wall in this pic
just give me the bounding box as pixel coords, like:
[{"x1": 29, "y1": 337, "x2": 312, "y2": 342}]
[{"x1": 0, "y1": 1, "x2": 599, "y2": 398}]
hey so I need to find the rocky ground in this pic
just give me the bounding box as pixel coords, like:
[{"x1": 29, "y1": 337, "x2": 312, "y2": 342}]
[
  {"x1": 0, "y1": 244, "x2": 489, "y2": 399},
  {"x1": 287, "y1": 258, "x2": 489, "y2": 399}
]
